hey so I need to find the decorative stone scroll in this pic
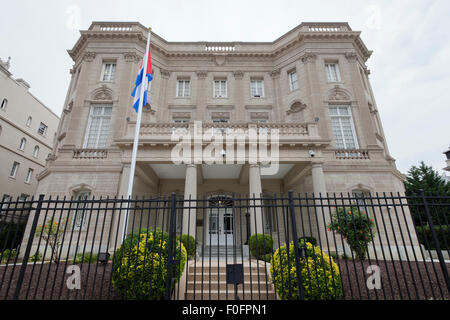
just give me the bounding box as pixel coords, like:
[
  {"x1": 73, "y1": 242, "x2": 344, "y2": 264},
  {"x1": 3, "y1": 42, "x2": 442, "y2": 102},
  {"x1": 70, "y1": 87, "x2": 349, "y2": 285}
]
[
  {"x1": 233, "y1": 70, "x2": 244, "y2": 80},
  {"x1": 286, "y1": 101, "x2": 307, "y2": 115},
  {"x1": 123, "y1": 52, "x2": 139, "y2": 63},
  {"x1": 83, "y1": 52, "x2": 96, "y2": 62},
  {"x1": 92, "y1": 85, "x2": 113, "y2": 101},
  {"x1": 196, "y1": 70, "x2": 208, "y2": 79},
  {"x1": 327, "y1": 85, "x2": 352, "y2": 101},
  {"x1": 345, "y1": 51, "x2": 358, "y2": 62},
  {"x1": 301, "y1": 52, "x2": 317, "y2": 64}
]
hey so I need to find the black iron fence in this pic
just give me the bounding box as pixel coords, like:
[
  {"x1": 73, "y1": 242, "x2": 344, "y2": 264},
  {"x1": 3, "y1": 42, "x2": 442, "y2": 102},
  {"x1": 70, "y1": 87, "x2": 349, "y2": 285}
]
[{"x1": 0, "y1": 191, "x2": 448, "y2": 300}]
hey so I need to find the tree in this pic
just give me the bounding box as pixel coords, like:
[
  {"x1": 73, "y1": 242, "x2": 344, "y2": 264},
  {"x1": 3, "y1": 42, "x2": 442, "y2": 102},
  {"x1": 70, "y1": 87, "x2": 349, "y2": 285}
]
[
  {"x1": 35, "y1": 218, "x2": 66, "y2": 263},
  {"x1": 404, "y1": 162, "x2": 450, "y2": 243},
  {"x1": 404, "y1": 161, "x2": 450, "y2": 196}
]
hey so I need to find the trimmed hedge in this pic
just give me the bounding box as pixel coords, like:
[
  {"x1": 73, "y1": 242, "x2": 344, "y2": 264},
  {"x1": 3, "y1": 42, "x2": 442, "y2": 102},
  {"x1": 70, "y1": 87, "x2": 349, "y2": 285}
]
[
  {"x1": 0, "y1": 222, "x2": 26, "y2": 250},
  {"x1": 111, "y1": 228, "x2": 187, "y2": 300},
  {"x1": 177, "y1": 234, "x2": 196, "y2": 259},
  {"x1": 249, "y1": 234, "x2": 273, "y2": 259},
  {"x1": 270, "y1": 241, "x2": 343, "y2": 300},
  {"x1": 298, "y1": 236, "x2": 317, "y2": 246},
  {"x1": 416, "y1": 225, "x2": 449, "y2": 250}
]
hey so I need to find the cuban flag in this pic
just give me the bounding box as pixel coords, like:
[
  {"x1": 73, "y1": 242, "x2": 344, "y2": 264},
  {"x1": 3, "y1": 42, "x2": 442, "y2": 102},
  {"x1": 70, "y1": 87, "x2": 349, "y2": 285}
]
[{"x1": 131, "y1": 48, "x2": 153, "y2": 112}]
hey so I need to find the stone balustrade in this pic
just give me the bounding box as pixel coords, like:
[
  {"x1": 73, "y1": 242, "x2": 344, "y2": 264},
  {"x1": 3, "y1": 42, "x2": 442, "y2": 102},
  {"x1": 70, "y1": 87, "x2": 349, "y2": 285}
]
[
  {"x1": 72, "y1": 148, "x2": 108, "y2": 159},
  {"x1": 334, "y1": 149, "x2": 370, "y2": 160},
  {"x1": 132, "y1": 122, "x2": 318, "y2": 142}
]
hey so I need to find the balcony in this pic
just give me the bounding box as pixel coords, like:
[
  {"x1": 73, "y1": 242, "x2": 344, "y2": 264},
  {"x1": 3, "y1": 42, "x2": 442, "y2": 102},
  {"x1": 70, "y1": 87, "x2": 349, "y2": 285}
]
[
  {"x1": 122, "y1": 122, "x2": 322, "y2": 145},
  {"x1": 334, "y1": 149, "x2": 370, "y2": 160},
  {"x1": 72, "y1": 148, "x2": 108, "y2": 159}
]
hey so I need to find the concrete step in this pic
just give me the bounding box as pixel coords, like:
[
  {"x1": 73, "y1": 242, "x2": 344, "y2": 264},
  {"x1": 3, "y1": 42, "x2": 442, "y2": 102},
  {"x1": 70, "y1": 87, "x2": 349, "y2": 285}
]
[
  {"x1": 187, "y1": 264, "x2": 269, "y2": 274},
  {"x1": 185, "y1": 290, "x2": 277, "y2": 300},
  {"x1": 186, "y1": 281, "x2": 273, "y2": 291},
  {"x1": 186, "y1": 273, "x2": 269, "y2": 282}
]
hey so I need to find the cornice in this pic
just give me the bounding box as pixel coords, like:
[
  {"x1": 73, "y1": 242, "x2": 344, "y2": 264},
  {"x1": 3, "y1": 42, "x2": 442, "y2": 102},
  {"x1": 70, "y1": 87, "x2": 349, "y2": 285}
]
[{"x1": 67, "y1": 27, "x2": 372, "y2": 64}]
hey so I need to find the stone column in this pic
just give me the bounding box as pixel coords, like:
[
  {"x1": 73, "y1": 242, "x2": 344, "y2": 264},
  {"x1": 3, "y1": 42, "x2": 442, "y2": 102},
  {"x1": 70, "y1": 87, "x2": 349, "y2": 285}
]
[
  {"x1": 249, "y1": 164, "x2": 264, "y2": 235},
  {"x1": 183, "y1": 164, "x2": 197, "y2": 237},
  {"x1": 311, "y1": 162, "x2": 334, "y2": 253}
]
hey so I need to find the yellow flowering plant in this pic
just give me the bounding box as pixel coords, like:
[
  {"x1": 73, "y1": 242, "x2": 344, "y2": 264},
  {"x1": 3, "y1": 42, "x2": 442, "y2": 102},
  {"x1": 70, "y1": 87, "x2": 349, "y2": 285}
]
[
  {"x1": 270, "y1": 241, "x2": 342, "y2": 300},
  {"x1": 111, "y1": 228, "x2": 187, "y2": 300}
]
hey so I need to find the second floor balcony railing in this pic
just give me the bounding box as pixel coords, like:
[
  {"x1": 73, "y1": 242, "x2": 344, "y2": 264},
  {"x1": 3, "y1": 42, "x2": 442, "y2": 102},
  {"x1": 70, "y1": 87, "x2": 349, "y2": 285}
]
[{"x1": 130, "y1": 122, "x2": 320, "y2": 143}]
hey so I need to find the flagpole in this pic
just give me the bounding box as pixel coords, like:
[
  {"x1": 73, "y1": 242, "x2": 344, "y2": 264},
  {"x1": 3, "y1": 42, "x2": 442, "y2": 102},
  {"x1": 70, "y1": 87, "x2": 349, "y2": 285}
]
[{"x1": 121, "y1": 27, "x2": 152, "y2": 243}]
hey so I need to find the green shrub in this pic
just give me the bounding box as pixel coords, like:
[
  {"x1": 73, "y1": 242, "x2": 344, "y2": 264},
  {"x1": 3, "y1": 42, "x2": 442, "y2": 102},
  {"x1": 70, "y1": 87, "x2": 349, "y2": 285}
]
[
  {"x1": 327, "y1": 206, "x2": 375, "y2": 260},
  {"x1": 416, "y1": 225, "x2": 449, "y2": 250},
  {"x1": 0, "y1": 222, "x2": 26, "y2": 250},
  {"x1": 261, "y1": 253, "x2": 273, "y2": 263},
  {"x1": 74, "y1": 252, "x2": 98, "y2": 264},
  {"x1": 30, "y1": 251, "x2": 43, "y2": 262},
  {"x1": 270, "y1": 241, "x2": 342, "y2": 300},
  {"x1": 249, "y1": 234, "x2": 273, "y2": 259},
  {"x1": 177, "y1": 234, "x2": 196, "y2": 259},
  {"x1": 298, "y1": 236, "x2": 317, "y2": 246},
  {"x1": 1, "y1": 248, "x2": 17, "y2": 263},
  {"x1": 111, "y1": 228, "x2": 187, "y2": 300}
]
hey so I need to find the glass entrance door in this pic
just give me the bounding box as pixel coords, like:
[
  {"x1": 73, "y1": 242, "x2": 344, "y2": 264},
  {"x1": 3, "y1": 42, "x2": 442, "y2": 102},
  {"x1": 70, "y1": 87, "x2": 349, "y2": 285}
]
[{"x1": 207, "y1": 196, "x2": 234, "y2": 246}]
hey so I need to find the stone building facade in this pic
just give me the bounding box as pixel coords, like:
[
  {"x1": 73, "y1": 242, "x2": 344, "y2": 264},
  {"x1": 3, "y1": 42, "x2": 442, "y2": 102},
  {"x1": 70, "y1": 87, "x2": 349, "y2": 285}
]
[
  {"x1": 0, "y1": 57, "x2": 59, "y2": 213},
  {"x1": 25, "y1": 22, "x2": 419, "y2": 258}
]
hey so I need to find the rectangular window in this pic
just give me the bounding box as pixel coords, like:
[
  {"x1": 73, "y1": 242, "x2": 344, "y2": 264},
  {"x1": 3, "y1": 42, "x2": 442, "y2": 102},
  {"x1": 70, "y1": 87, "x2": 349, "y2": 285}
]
[
  {"x1": 213, "y1": 80, "x2": 227, "y2": 97},
  {"x1": 250, "y1": 80, "x2": 264, "y2": 97},
  {"x1": 9, "y1": 162, "x2": 19, "y2": 178},
  {"x1": 25, "y1": 168, "x2": 33, "y2": 183},
  {"x1": 2, "y1": 195, "x2": 11, "y2": 210},
  {"x1": 263, "y1": 197, "x2": 277, "y2": 232},
  {"x1": 288, "y1": 71, "x2": 298, "y2": 91},
  {"x1": 172, "y1": 118, "x2": 190, "y2": 123},
  {"x1": 329, "y1": 106, "x2": 358, "y2": 149},
  {"x1": 212, "y1": 118, "x2": 229, "y2": 123},
  {"x1": 325, "y1": 63, "x2": 341, "y2": 82},
  {"x1": 101, "y1": 63, "x2": 116, "y2": 81},
  {"x1": 73, "y1": 191, "x2": 91, "y2": 230},
  {"x1": 176, "y1": 80, "x2": 190, "y2": 97},
  {"x1": 38, "y1": 123, "x2": 47, "y2": 136},
  {"x1": 84, "y1": 104, "x2": 112, "y2": 149}
]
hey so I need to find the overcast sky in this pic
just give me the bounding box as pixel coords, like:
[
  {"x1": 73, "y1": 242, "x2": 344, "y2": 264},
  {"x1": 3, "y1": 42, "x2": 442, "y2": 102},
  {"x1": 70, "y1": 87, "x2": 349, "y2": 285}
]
[{"x1": 0, "y1": 0, "x2": 449, "y2": 176}]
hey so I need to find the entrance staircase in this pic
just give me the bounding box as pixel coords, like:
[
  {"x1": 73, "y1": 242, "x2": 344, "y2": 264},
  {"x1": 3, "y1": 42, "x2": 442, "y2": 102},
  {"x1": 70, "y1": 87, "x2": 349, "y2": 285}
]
[
  {"x1": 202, "y1": 246, "x2": 242, "y2": 258},
  {"x1": 184, "y1": 260, "x2": 277, "y2": 300}
]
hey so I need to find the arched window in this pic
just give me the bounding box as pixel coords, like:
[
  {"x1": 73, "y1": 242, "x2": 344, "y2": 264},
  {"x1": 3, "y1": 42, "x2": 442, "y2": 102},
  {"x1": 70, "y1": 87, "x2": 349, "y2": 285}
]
[
  {"x1": 26, "y1": 116, "x2": 32, "y2": 127},
  {"x1": 352, "y1": 189, "x2": 372, "y2": 214},
  {"x1": 19, "y1": 138, "x2": 26, "y2": 151},
  {"x1": 73, "y1": 190, "x2": 91, "y2": 230},
  {"x1": 1, "y1": 99, "x2": 7, "y2": 110},
  {"x1": 33, "y1": 145, "x2": 39, "y2": 157}
]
